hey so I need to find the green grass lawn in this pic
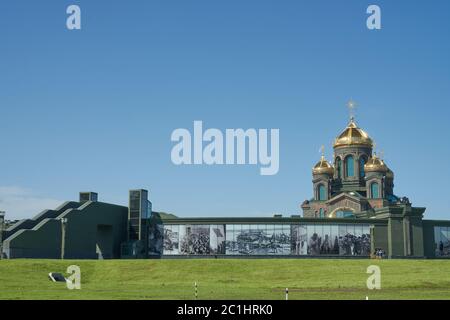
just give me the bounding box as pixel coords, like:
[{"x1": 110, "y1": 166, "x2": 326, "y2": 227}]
[{"x1": 1, "y1": 259, "x2": 450, "y2": 300}]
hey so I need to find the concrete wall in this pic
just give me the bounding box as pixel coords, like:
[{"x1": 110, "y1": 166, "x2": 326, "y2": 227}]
[
  {"x1": 4, "y1": 201, "x2": 128, "y2": 259},
  {"x1": 410, "y1": 217, "x2": 424, "y2": 257},
  {"x1": 371, "y1": 224, "x2": 388, "y2": 254},
  {"x1": 3, "y1": 201, "x2": 79, "y2": 239}
]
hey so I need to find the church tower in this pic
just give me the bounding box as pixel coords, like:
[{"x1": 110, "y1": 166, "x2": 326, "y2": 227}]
[
  {"x1": 331, "y1": 117, "x2": 373, "y2": 196},
  {"x1": 310, "y1": 147, "x2": 334, "y2": 218},
  {"x1": 301, "y1": 100, "x2": 401, "y2": 218}
]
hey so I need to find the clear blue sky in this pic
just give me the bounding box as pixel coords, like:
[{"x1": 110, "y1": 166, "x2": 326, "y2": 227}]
[{"x1": 1, "y1": 0, "x2": 449, "y2": 220}]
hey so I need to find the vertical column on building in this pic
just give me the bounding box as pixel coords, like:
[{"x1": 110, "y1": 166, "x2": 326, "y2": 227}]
[{"x1": 128, "y1": 189, "x2": 151, "y2": 258}]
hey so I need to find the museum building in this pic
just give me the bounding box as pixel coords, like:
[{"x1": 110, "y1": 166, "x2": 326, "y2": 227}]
[{"x1": 1, "y1": 116, "x2": 450, "y2": 259}]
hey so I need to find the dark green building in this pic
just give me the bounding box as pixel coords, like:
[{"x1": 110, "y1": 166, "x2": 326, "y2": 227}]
[{"x1": 1, "y1": 117, "x2": 449, "y2": 259}]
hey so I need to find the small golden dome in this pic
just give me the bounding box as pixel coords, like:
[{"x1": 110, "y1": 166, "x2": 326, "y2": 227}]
[
  {"x1": 364, "y1": 155, "x2": 388, "y2": 173},
  {"x1": 313, "y1": 156, "x2": 334, "y2": 175},
  {"x1": 333, "y1": 118, "x2": 373, "y2": 148}
]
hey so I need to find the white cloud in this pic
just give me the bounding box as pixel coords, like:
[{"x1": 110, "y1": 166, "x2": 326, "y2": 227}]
[{"x1": 0, "y1": 186, "x2": 62, "y2": 220}]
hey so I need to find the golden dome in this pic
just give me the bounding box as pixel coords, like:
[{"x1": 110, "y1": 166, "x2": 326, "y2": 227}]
[
  {"x1": 364, "y1": 155, "x2": 388, "y2": 173},
  {"x1": 333, "y1": 118, "x2": 373, "y2": 148},
  {"x1": 313, "y1": 156, "x2": 334, "y2": 175}
]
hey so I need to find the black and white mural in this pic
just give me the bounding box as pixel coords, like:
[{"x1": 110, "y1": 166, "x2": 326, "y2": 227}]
[
  {"x1": 225, "y1": 224, "x2": 291, "y2": 255},
  {"x1": 163, "y1": 225, "x2": 180, "y2": 255},
  {"x1": 304, "y1": 224, "x2": 370, "y2": 256},
  {"x1": 291, "y1": 225, "x2": 308, "y2": 255},
  {"x1": 148, "y1": 223, "x2": 164, "y2": 255},
  {"x1": 162, "y1": 223, "x2": 371, "y2": 256},
  {"x1": 210, "y1": 225, "x2": 226, "y2": 254},
  {"x1": 163, "y1": 224, "x2": 225, "y2": 255},
  {"x1": 180, "y1": 225, "x2": 210, "y2": 254}
]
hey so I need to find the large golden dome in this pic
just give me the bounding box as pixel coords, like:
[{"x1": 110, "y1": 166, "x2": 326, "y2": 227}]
[
  {"x1": 313, "y1": 156, "x2": 334, "y2": 175},
  {"x1": 333, "y1": 118, "x2": 373, "y2": 148},
  {"x1": 364, "y1": 155, "x2": 388, "y2": 173}
]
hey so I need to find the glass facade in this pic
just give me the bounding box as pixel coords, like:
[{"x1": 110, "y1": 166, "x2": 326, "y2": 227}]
[
  {"x1": 434, "y1": 226, "x2": 450, "y2": 257},
  {"x1": 160, "y1": 223, "x2": 371, "y2": 256}
]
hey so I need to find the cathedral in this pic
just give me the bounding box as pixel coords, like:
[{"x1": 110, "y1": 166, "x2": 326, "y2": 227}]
[{"x1": 302, "y1": 111, "x2": 412, "y2": 219}]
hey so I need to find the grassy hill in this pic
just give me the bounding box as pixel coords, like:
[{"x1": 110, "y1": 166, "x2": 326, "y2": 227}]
[{"x1": 1, "y1": 259, "x2": 450, "y2": 300}]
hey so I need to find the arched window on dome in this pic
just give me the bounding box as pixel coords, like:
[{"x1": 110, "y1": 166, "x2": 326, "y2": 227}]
[
  {"x1": 359, "y1": 156, "x2": 367, "y2": 178},
  {"x1": 318, "y1": 184, "x2": 327, "y2": 201},
  {"x1": 335, "y1": 158, "x2": 342, "y2": 179},
  {"x1": 319, "y1": 208, "x2": 325, "y2": 218},
  {"x1": 345, "y1": 155, "x2": 354, "y2": 178},
  {"x1": 371, "y1": 182, "x2": 380, "y2": 199}
]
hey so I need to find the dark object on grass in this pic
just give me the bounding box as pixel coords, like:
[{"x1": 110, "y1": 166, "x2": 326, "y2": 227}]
[{"x1": 48, "y1": 273, "x2": 66, "y2": 282}]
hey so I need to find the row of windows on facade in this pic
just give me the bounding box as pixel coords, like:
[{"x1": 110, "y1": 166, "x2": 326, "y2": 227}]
[
  {"x1": 316, "y1": 181, "x2": 380, "y2": 202},
  {"x1": 334, "y1": 155, "x2": 367, "y2": 179}
]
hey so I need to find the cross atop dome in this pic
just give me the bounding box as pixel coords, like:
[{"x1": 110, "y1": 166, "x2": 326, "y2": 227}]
[{"x1": 347, "y1": 99, "x2": 357, "y2": 121}]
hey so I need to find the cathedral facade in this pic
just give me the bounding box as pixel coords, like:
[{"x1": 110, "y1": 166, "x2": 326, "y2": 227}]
[{"x1": 302, "y1": 116, "x2": 419, "y2": 220}]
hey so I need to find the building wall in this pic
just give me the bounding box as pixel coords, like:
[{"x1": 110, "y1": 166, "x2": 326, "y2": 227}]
[
  {"x1": 422, "y1": 220, "x2": 450, "y2": 259},
  {"x1": 3, "y1": 201, "x2": 128, "y2": 259},
  {"x1": 152, "y1": 219, "x2": 377, "y2": 257},
  {"x1": 410, "y1": 217, "x2": 424, "y2": 257},
  {"x1": 371, "y1": 224, "x2": 388, "y2": 254},
  {"x1": 3, "y1": 201, "x2": 79, "y2": 239}
]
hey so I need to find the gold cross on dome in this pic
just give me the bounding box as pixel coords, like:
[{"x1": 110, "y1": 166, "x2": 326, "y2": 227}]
[
  {"x1": 347, "y1": 99, "x2": 357, "y2": 120},
  {"x1": 320, "y1": 145, "x2": 325, "y2": 157}
]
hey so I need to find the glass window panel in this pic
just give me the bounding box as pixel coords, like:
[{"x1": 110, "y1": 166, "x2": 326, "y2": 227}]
[
  {"x1": 359, "y1": 157, "x2": 366, "y2": 177},
  {"x1": 371, "y1": 182, "x2": 380, "y2": 199},
  {"x1": 179, "y1": 225, "x2": 188, "y2": 255},
  {"x1": 347, "y1": 224, "x2": 355, "y2": 236},
  {"x1": 336, "y1": 158, "x2": 342, "y2": 179},
  {"x1": 319, "y1": 185, "x2": 327, "y2": 201},
  {"x1": 320, "y1": 224, "x2": 332, "y2": 255},
  {"x1": 437, "y1": 227, "x2": 450, "y2": 257},
  {"x1": 445, "y1": 228, "x2": 450, "y2": 256},
  {"x1": 307, "y1": 224, "x2": 320, "y2": 256},
  {"x1": 363, "y1": 225, "x2": 370, "y2": 237},
  {"x1": 346, "y1": 155, "x2": 354, "y2": 177},
  {"x1": 299, "y1": 225, "x2": 308, "y2": 255},
  {"x1": 210, "y1": 224, "x2": 225, "y2": 255},
  {"x1": 330, "y1": 225, "x2": 339, "y2": 254},
  {"x1": 355, "y1": 225, "x2": 363, "y2": 237}
]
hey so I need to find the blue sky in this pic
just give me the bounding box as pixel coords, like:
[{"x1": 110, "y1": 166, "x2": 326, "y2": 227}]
[{"x1": 1, "y1": 0, "x2": 449, "y2": 220}]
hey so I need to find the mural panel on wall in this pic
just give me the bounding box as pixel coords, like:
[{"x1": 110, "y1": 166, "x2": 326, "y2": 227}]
[
  {"x1": 434, "y1": 226, "x2": 450, "y2": 257},
  {"x1": 225, "y1": 224, "x2": 291, "y2": 255},
  {"x1": 161, "y1": 223, "x2": 371, "y2": 256},
  {"x1": 162, "y1": 224, "x2": 225, "y2": 255}
]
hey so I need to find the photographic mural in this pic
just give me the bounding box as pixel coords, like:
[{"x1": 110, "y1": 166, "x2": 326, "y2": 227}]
[
  {"x1": 434, "y1": 226, "x2": 450, "y2": 257},
  {"x1": 162, "y1": 223, "x2": 372, "y2": 256},
  {"x1": 148, "y1": 223, "x2": 164, "y2": 255},
  {"x1": 304, "y1": 224, "x2": 371, "y2": 256},
  {"x1": 163, "y1": 224, "x2": 225, "y2": 255},
  {"x1": 225, "y1": 224, "x2": 291, "y2": 255}
]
